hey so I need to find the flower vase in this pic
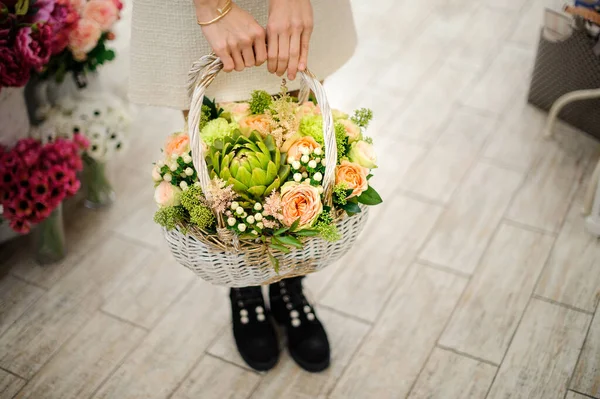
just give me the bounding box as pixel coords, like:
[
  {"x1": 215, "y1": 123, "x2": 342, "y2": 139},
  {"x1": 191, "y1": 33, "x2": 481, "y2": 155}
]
[
  {"x1": 82, "y1": 154, "x2": 115, "y2": 208},
  {"x1": 32, "y1": 203, "x2": 67, "y2": 265}
]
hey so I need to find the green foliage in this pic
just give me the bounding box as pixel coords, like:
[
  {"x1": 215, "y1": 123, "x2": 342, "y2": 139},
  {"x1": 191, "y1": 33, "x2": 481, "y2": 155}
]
[
  {"x1": 314, "y1": 211, "x2": 341, "y2": 242},
  {"x1": 41, "y1": 34, "x2": 116, "y2": 83},
  {"x1": 199, "y1": 105, "x2": 212, "y2": 130},
  {"x1": 249, "y1": 90, "x2": 272, "y2": 114},
  {"x1": 351, "y1": 108, "x2": 374, "y2": 129},
  {"x1": 357, "y1": 185, "x2": 383, "y2": 206},
  {"x1": 15, "y1": 0, "x2": 28, "y2": 15},
  {"x1": 334, "y1": 122, "x2": 350, "y2": 160},
  {"x1": 154, "y1": 206, "x2": 186, "y2": 231},
  {"x1": 364, "y1": 136, "x2": 373, "y2": 145},
  {"x1": 333, "y1": 183, "x2": 351, "y2": 206},
  {"x1": 202, "y1": 96, "x2": 223, "y2": 120}
]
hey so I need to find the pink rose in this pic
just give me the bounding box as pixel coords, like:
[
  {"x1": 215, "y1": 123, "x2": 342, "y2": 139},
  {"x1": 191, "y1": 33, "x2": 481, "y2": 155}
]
[
  {"x1": 280, "y1": 182, "x2": 323, "y2": 229},
  {"x1": 111, "y1": 0, "x2": 123, "y2": 10},
  {"x1": 83, "y1": 0, "x2": 119, "y2": 31},
  {"x1": 337, "y1": 119, "x2": 362, "y2": 143},
  {"x1": 68, "y1": 19, "x2": 102, "y2": 61},
  {"x1": 15, "y1": 25, "x2": 53, "y2": 71},
  {"x1": 295, "y1": 101, "x2": 321, "y2": 118},
  {"x1": 285, "y1": 136, "x2": 321, "y2": 162},
  {"x1": 220, "y1": 102, "x2": 251, "y2": 122},
  {"x1": 154, "y1": 181, "x2": 182, "y2": 208}
]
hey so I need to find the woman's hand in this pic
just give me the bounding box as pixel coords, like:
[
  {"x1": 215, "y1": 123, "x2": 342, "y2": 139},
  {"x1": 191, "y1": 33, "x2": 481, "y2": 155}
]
[
  {"x1": 267, "y1": 0, "x2": 313, "y2": 80},
  {"x1": 196, "y1": 1, "x2": 267, "y2": 73}
]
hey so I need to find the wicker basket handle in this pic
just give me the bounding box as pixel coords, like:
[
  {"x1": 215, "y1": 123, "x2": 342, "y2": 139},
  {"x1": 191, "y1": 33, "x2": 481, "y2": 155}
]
[{"x1": 186, "y1": 54, "x2": 337, "y2": 206}]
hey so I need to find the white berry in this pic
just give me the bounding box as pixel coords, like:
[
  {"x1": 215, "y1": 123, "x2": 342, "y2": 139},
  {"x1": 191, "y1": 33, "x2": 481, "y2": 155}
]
[
  {"x1": 314, "y1": 148, "x2": 322, "y2": 156},
  {"x1": 257, "y1": 222, "x2": 264, "y2": 229},
  {"x1": 293, "y1": 173, "x2": 302, "y2": 182},
  {"x1": 236, "y1": 207, "x2": 244, "y2": 215},
  {"x1": 238, "y1": 223, "x2": 247, "y2": 232},
  {"x1": 308, "y1": 160, "x2": 317, "y2": 169},
  {"x1": 255, "y1": 213, "x2": 263, "y2": 221},
  {"x1": 179, "y1": 181, "x2": 188, "y2": 190},
  {"x1": 163, "y1": 173, "x2": 172, "y2": 182},
  {"x1": 184, "y1": 167, "x2": 194, "y2": 176},
  {"x1": 292, "y1": 161, "x2": 301, "y2": 170},
  {"x1": 246, "y1": 215, "x2": 255, "y2": 224},
  {"x1": 254, "y1": 203, "x2": 262, "y2": 211},
  {"x1": 301, "y1": 155, "x2": 309, "y2": 163},
  {"x1": 314, "y1": 172, "x2": 323, "y2": 182},
  {"x1": 227, "y1": 217, "x2": 236, "y2": 226}
]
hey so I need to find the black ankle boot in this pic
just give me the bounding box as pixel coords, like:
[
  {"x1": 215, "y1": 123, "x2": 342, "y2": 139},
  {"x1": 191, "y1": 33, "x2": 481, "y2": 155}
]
[
  {"x1": 269, "y1": 277, "x2": 330, "y2": 372},
  {"x1": 230, "y1": 287, "x2": 279, "y2": 371}
]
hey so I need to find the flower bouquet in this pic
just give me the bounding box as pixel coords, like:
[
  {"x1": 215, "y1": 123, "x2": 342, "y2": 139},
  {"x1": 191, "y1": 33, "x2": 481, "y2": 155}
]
[
  {"x1": 0, "y1": 135, "x2": 88, "y2": 263},
  {"x1": 152, "y1": 55, "x2": 382, "y2": 287},
  {"x1": 39, "y1": 0, "x2": 122, "y2": 86},
  {"x1": 36, "y1": 94, "x2": 130, "y2": 207}
]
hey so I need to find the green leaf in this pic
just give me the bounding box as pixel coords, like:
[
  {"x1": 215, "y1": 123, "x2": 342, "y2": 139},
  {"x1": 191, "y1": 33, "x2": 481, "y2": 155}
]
[
  {"x1": 295, "y1": 229, "x2": 320, "y2": 237},
  {"x1": 247, "y1": 185, "x2": 267, "y2": 198},
  {"x1": 367, "y1": 174, "x2": 373, "y2": 180},
  {"x1": 274, "y1": 226, "x2": 290, "y2": 236},
  {"x1": 252, "y1": 169, "x2": 268, "y2": 186},
  {"x1": 268, "y1": 252, "x2": 280, "y2": 273},
  {"x1": 269, "y1": 243, "x2": 291, "y2": 254},
  {"x1": 340, "y1": 201, "x2": 361, "y2": 214},
  {"x1": 236, "y1": 167, "x2": 252, "y2": 188},
  {"x1": 277, "y1": 235, "x2": 304, "y2": 249},
  {"x1": 357, "y1": 186, "x2": 383, "y2": 206},
  {"x1": 15, "y1": 0, "x2": 29, "y2": 16},
  {"x1": 290, "y1": 218, "x2": 301, "y2": 232}
]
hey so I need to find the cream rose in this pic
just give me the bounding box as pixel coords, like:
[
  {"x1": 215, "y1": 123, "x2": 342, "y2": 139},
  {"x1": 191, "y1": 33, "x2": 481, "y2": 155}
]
[
  {"x1": 152, "y1": 165, "x2": 162, "y2": 182},
  {"x1": 164, "y1": 132, "x2": 190, "y2": 159},
  {"x1": 68, "y1": 19, "x2": 102, "y2": 61},
  {"x1": 220, "y1": 102, "x2": 251, "y2": 122},
  {"x1": 238, "y1": 114, "x2": 271, "y2": 137},
  {"x1": 83, "y1": 0, "x2": 119, "y2": 31},
  {"x1": 295, "y1": 101, "x2": 321, "y2": 118},
  {"x1": 348, "y1": 140, "x2": 377, "y2": 169},
  {"x1": 280, "y1": 182, "x2": 323, "y2": 228},
  {"x1": 338, "y1": 119, "x2": 361, "y2": 142},
  {"x1": 154, "y1": 181, "x2": 182, "y2": 207},
  {"x1": 286, "y1": 136, "x2": 321, "y2": 162},
  {"x1": 336, "y1": 160, "x2": 369, "y2": 198}
]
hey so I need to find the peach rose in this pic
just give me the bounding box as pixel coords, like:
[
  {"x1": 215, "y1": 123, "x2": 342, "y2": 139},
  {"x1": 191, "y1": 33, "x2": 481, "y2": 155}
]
[
  {"x1": 152, "y1": 165, "x2": 162, "y2": 182},
  {"x1": 154, "y1": 181, "x2": 182, "y2": 207},
  {"x1": 336, "y1": 160, "x2": 368, "y2": 198},
  {"x1": 238, "y1": 114, "x2": 272, "y2": 137},
  {"x1": 220, "y1": 102, "x2": 251, "y2": 122},
  {"x1": 68, "y1": 19, "x2": 102, "y2": 61},
  {"x1": 295, "y1": 101, "x2": 321, "y2": 118},
  {"x1": 83, "y1": 0, "x2": 119, "y2": 31},
  {"x1": 164, "y1": 132, "x2": 190, "y2": 159},
  {"x1": 338, "y1": 119, "x2": 361, "y2": 143},
  {"x1": 286, "y1": 136, "x2": 321, "y2": 162},
  {"x1": 280, "y1": 182, "x2": 323, "y2": 229}
]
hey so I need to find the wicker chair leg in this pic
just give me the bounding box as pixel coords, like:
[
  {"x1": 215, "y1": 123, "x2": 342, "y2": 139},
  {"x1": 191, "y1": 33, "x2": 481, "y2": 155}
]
[{"x1": 543, "y1": 88, "x2": 600, "y2": 139}]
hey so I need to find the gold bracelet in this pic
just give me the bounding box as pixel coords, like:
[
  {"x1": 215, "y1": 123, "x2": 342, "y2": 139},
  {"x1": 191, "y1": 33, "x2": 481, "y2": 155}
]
[{"x1": 197, "y1": 0, "x2": 233, "y2": 26}]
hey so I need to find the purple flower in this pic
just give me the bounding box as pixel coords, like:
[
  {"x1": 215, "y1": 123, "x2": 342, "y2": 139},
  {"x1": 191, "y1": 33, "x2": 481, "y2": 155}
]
[{"x1": 14, "y1": 24, "x2": 52, "y2": 71}]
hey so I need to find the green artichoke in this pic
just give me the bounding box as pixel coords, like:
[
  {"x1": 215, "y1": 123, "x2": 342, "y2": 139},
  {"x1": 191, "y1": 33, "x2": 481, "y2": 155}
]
[{"x1": 208, "y1": 131, "x2": 290, "y2": 202}]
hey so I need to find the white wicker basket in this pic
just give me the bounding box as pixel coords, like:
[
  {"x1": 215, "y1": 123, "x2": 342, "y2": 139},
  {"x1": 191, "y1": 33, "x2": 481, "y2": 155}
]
[{"x1": 162, "y1": 55, "x2": 369, "y2": 287}]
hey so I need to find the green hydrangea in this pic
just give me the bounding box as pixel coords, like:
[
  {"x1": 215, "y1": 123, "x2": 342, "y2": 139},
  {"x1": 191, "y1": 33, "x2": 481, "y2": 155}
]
[
  {"x1": 180, "y1": 185, "x2": 203, "y2": 210},
  {"x1": 154, "y1": 206, "x2": 186, "y2": 231},
  {"x1": 351, "y1": 108, "x2": 373, "y2": 129},
  {"x1": 249, "y1": 90, "x2": 272, "y2": 114},
  {"x1": 200, "y1": 118, "x2": 238, "y2": 146},
  {"x1": 334, "y1": 121, "x2": 349, "y2": 160},
  {"x1": 299, "y1": 115, "x2": 324, "y2": 144}
]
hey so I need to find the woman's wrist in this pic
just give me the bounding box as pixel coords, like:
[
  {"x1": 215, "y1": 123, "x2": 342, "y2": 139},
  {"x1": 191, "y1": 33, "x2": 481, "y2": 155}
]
[{"x1": 194, "y1": 0, "x2": 224, "y2": 20}]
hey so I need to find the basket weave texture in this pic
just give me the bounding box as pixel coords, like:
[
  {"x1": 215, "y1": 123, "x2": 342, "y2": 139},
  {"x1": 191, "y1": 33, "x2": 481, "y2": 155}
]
[{"x1": 162, "y1": 54, "x2": 370, "y2": 287}]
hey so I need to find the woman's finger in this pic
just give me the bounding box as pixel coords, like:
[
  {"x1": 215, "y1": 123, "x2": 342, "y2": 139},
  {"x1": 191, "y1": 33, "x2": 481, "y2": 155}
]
[
  {"x1": 214, "y1": 44, "x2": 235, "y2": 72},
  {"x1": 298, "y1": 29, "x2": 311, "y2": 72},
  {"x1": 267, "y1": 30, "x2": 278, "y2": 73},
  {"x1": 230, "y1": 44, "x2": 245, "y2": 71},
  {"x1": 254, "y1": 29, "x2": 267, "y2": 66},
  {"x1": 287, "y1": 29, "x2": 301, "y2": 80},
  {"x1": 241, "y1": 45, "x2": 255, "y2": 67},
  {"x1": 276, "y1": 33, "x2": 289, "y2": 77}
]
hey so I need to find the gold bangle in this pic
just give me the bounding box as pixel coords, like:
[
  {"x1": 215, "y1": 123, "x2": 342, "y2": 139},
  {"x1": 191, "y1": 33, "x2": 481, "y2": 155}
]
[{"x1": 197, "y1": 0, "x2": 233, "y2": 26}]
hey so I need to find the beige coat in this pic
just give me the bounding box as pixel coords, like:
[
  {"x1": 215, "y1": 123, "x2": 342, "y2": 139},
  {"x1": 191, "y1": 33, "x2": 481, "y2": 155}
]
[{"x1": 129, "y1": 0, "x2": 357, "y2": 109}]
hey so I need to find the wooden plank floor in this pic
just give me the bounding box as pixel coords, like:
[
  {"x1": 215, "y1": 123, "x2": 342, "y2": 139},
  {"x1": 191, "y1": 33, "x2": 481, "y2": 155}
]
[{"x1": 2, "y1": 0, "x2": 600, "y2": 398}]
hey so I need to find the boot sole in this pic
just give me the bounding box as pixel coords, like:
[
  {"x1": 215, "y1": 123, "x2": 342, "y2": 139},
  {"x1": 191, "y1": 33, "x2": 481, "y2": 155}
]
[{"x1": 273, "y1": 319, "x2": 331, "y2": 373}]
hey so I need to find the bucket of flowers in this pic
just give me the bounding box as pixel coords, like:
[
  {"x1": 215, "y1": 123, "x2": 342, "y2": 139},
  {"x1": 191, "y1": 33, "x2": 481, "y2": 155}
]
[
  {"x1": 0, "y1": 134, "x2": 89, "y2": 264},
  {"x1": 153, "y1": 55, "x2": 382, "y2": 287}
]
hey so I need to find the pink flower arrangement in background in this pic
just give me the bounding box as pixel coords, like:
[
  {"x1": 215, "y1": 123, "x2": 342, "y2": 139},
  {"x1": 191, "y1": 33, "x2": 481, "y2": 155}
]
[
  {"x1": 0, "y1": 0, "x2": 122, "y2": 89},
  {"x1": 0, "y1": 135, "x2": 89, "y2": 234}
]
